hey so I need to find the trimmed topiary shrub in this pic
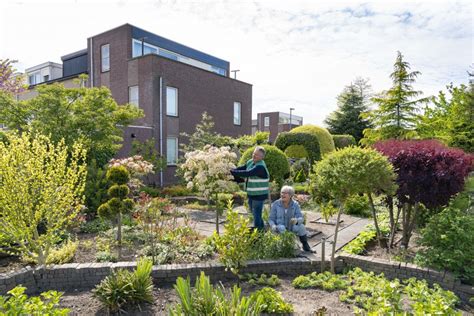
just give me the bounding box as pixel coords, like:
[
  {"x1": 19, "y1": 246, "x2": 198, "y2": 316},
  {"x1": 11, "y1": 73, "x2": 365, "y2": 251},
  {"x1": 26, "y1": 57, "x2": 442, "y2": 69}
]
[
  {"x1": 332, "y1": 134, "x2": 356, "y2": 149},
  {"x1": 239, "y1": 145, "x2": 290, "y2": 186},
  {"x1": 275, "y1": 132, "x2": 321, "y2": 165},
  {"x1": 290, "y1": 124, "x2": 335, "y2": 156}
]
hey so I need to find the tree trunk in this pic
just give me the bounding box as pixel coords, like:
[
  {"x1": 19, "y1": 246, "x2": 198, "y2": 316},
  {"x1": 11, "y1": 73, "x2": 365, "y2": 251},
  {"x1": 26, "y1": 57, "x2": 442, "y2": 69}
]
[
  {"x1": 390, "y1": 202, "x2": 402, "y2": 248},
  {"x1": 330, "y1": 205, "x2": 344, "y2": 274},
  {"x1": 367, "y1": 193, "x2": 384, "y2": 248},
  {"x1": 402, "y1": 202, "x2": 420, "y2": 248},
  {"x1": 117, "y1": 212, "x2": 122, "y2": 259}
]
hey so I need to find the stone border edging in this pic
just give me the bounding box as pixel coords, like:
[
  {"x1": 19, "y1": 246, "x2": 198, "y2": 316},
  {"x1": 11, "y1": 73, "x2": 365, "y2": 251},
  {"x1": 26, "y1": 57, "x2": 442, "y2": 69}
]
[
  {"x1": 0, "y1": 257, "x2": 338, "y2": 295},
  {"x1": 1, "y1": 254, "x2": 472, "y2": 305},
  {"x1": 339, "y1": 253, "x2": 474, "y2": 303}
]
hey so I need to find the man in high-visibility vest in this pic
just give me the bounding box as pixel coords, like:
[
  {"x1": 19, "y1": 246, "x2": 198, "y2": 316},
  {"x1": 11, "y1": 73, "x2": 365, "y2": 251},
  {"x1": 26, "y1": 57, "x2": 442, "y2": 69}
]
[{"x1": 231, "y1": 146, "x2": 269, "y2": 230}]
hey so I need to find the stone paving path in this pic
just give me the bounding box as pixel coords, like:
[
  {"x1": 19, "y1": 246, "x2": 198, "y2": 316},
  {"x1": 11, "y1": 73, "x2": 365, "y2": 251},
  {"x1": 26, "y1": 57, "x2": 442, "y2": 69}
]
[{"x1": 177, "y1": 205, "x2": 370, "y2": 259}]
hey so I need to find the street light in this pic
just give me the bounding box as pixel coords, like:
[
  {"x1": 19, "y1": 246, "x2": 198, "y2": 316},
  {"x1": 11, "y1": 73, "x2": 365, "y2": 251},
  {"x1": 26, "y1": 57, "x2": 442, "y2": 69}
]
[{"x1": 289, "y1": 107, "x2": 295, "y2": 131}]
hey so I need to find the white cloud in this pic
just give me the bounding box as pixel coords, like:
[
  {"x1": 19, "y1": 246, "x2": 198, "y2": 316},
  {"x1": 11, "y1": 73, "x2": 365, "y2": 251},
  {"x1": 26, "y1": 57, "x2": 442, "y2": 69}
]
[{"x1": 0, "y1": 0, "x2": 472, "y2": 126}]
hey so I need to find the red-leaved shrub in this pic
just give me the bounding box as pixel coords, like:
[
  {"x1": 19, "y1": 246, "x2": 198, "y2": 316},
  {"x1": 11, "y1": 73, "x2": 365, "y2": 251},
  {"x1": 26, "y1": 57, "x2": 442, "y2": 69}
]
[{"x1": 374, "y1": 139, "x2": 473, "y2": 209}]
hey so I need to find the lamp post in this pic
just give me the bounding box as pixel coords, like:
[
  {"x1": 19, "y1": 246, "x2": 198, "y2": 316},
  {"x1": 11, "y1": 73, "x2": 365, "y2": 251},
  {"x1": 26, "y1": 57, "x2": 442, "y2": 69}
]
[{"x1": 289, "y1": 107, "x2": 295, "y2": 131}]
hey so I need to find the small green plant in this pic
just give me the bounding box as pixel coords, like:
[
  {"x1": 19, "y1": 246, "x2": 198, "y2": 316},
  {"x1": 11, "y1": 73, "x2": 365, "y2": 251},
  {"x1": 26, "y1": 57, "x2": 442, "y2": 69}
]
[
  {"x1": 403, "y1": 278, "x2": 459, "y2": 314},
  {"x1": 93, "y1": 258, "x2": 153, "y2": 312},
  {"x1": 79, "y1": 218, "x2": 112, "y2": 234},
  {"x1": 344, "y1": 194, "x2": 371, "y2": 217},
  {"x1": 250, "y1": 231, "x2": 296, "y2": 260},
  {"x1": 0, "y1": 286, "x2": 69, "y2": 315},
  {"x1": 46, "y1": 240, "x2": 78, "y2": 264},
  {"x1": 241, "y1": 273, "x2": 281, "y2": 287},
  {"x1": 343, "y1": 217, "x2": 391, "y2": 255},
  {"x1": 169, "y1": 272, "x2": 263, "y2": 315},
  {"x1": 96, "y1": 251, "x2": 118, "y2": 263},
  {"x1": 249, "y1": 287, "x2": 294, "y2": 314},
  {"x1": 214, "y1": 200, "x2": 258, "y2": 277},
  {"x1": 292, "y1": 271, "x2": 348, "y2": 291}
]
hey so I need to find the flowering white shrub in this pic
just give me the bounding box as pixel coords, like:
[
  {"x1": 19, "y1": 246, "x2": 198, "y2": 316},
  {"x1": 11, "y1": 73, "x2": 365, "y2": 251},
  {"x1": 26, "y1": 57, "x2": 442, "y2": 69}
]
[
  {"x1": 108, "y1": 156, "x2": 154, "y2": 195},
  {"x1": 108, "y1": 155, "x2": 154, "y2": 177},
  {"x1": 180, "y1": 145, "x2": 237, "y2": 199}
]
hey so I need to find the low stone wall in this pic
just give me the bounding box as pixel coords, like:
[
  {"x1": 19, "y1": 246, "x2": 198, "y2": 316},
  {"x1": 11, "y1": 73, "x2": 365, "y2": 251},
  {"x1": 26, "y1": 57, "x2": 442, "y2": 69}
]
[
  {"x1": 0, "y1": 258, "x2": 339, "y2": 295},
  {"x1": 2, "y1": 254, "x2": 472, "y2": 304},
  {"x1": 339, "y1": 253, "x2": 474, "y2": 303}
]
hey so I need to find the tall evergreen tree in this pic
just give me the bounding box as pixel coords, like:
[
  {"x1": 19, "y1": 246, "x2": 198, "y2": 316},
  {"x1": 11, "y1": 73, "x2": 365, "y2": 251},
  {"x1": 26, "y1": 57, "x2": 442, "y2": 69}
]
[
  {"x1": 361, "y1": 51, "x2": 429, "y2": 145},
  {"x1": 324, "y1": 77, "x2": 372, "y2": 142}
]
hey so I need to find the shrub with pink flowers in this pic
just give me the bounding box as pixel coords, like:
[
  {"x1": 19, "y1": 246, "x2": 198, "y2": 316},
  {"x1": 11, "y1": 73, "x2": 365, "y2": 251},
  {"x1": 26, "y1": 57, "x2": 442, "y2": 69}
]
[{"x1": 108, "y1": 156, "x2": 154, "y2": 195}]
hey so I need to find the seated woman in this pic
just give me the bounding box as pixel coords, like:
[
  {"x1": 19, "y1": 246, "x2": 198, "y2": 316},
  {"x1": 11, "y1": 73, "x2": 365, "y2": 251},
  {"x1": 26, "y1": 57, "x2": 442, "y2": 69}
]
[{"x1": 268, "y1": 185, "x2": 314, "y2": 252}]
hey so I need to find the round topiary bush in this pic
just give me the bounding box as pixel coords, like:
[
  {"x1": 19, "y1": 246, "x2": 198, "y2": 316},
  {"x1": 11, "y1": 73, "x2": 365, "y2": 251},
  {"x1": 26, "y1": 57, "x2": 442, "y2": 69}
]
[
  {"x1": 239, "y1": 145, "x2": 290, "y2": 186},
  {"x1": 275, "y1": 132, "x2": 321, "y2": 164},
  {"x1": 290, "y1": 124, "x2": 335, "y2": 156},
  {"x1": 332, "y1": 134, "x2": 356, "y2": 149}
]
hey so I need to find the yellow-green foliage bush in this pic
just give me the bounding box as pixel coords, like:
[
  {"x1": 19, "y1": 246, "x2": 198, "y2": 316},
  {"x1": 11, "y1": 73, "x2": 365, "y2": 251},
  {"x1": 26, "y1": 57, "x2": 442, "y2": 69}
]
[{"x1": 290, "y1": 124, "x2": 335, "y2": 155}]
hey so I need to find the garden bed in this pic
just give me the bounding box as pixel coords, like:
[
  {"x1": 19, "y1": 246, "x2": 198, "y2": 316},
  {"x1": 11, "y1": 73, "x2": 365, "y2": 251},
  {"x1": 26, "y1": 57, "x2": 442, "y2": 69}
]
[{"x1": 58, "y1": 276, "x2": 352, "y2": 315}]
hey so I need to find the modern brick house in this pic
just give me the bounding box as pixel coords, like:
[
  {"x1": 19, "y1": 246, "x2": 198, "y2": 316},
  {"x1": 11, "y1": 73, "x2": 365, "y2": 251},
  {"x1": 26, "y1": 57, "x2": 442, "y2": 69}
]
[
  {"x1": 20, "y1": 24, "x2": 253, "y2": 186},
  {"x1": 253, "y1": 111, "x2": 303, "y2": 143}
]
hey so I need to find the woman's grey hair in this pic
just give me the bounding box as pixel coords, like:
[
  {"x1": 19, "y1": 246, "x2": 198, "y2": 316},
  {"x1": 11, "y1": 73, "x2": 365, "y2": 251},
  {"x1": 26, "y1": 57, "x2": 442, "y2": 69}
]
[
  {"x1": 254, "y1": 146, "x2": 266, "y2": 157},
  {"x1": 280, "y1": 185, "x2": 295, "y2": 196}
]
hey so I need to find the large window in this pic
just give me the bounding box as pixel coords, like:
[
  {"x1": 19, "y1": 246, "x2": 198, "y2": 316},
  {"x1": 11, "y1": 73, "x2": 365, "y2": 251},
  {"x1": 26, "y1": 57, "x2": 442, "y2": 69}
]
[
  {"x1": 28, "y1": 73, "x2": 41, "y2": 85},
  {"x1": 101, "y1": 44, "x2": 110, "y2": 72},
  {"x1": 128, "y1": 86, "x2": 139, "y2": 107},
  {"x1": 166, "y1": 137, "x2": 178, "y2": 165},
  {"x1": 233, "y1": 102, "x2": 241, "y2": 125},
  {"x1": 264, "y1": 116, "x2": 270, "y2": 127},
  {"x1": 166, "y1": 86, "x2": 178, "y2": 116}
]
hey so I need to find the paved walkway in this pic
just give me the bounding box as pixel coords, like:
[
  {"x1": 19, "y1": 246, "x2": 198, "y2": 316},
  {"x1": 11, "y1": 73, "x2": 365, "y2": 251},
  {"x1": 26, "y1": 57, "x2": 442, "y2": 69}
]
[{"x1": 177, "y1": 205, "x2": 370, "y2": 259}]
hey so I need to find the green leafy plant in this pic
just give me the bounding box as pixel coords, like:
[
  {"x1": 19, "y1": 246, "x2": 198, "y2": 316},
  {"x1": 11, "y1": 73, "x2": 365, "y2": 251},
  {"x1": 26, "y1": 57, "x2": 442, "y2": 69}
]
[
  {"x1": 343, "y1": 217, "x2": 391, "y2": 255},
  {"x1": 289, "y1": 124, "x2": 335, "y2": 156},
  {"x1": 292, "y1": 271, "x2": 348, "y2": 291},
  {"x1": 332, "y1": 134, "x2": 357, "y2": 149},
  {"x1": 169, "y1": 272, "x2": 263, "y2": 316},
  {"x1": 241, "y1": 273, "x2": 282, "y2": 287},
  {"x1": 343, "y1": 194, "x2": 370, "y2": 217},
  {"x1": 214, "y1": 200, "x2": 258, "y2": 277},
  {"x1": 79, "y1": 217, "x2": 112, "y2": 234},
  {"x1": 93, "y1": 258, "x2": 153, "y2": 313},
  {"x1": 0, "y1": 132, "x2": 87, "y2": 266},
  {"x1": 249, "y1": 287, "x2": 294, "y2": 314},
  {"x1": 249, "y1": 231, "x2": 296, "y2": 260},
  {"x1": 96, "y1": 251, "x2": 118, "y2": 263},
  {"x1": 403, "y1": 278, "x2": 459, "y2": 314},
  {"x1": 0, "y1": 286, "x2": 69, "y2": 315}
]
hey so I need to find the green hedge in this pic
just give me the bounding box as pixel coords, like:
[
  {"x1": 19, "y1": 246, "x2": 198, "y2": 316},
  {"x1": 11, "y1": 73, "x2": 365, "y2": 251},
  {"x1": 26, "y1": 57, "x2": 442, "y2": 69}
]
[
  {"x1": 290, "y1": 124, "x2": 335, "y2": 156},
  {"x1": 274, "y1": 132, "x2": 321, "y2": 164},
  {"x1": 332, "y1": 134, "x2": 356, "y2": 149},
  {"x1": 239, "y1": 145, "x2": 289, "y2": 186}
]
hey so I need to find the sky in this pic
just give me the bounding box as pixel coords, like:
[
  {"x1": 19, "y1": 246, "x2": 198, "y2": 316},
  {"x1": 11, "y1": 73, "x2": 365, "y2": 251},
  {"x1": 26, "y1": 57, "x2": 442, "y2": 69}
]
[{"x1": 1, "y1": 0, "x2": 472, "y2": 126}]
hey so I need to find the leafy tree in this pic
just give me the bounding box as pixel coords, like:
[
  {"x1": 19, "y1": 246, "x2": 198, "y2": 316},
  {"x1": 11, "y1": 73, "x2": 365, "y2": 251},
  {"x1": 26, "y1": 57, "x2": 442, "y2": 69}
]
[
  {"x1": 233, "y1": 131, "x2": 269, "y2": 154},
  {"x1": 180, "y1": 111, "x2": 233, "y2": 153},
  {"x1": 311, "y1": 147, "x2": 397, "y2": 272},
  {"x1": 332, "y1": 134, "x2": 356, "y2": 149},
  {"x1": 0, "y1": 59, "x2": 26, "y2": 94},
  {"x1": 0, "y1": 81, "x2": 143, "y2": 166},
  {"x1": 374, "y1": 140, "x2": 473, "y2": 248},
  {"x1": 0, "y1": 133, "x2": 87, "y2": 265},
  {"x1": 325, "y1": 78, "x2": 372, "y2": 142},
  {"x1": 361, "y1": 51, "x2": 429, "y2": 145},
  {"x1": 418, "y1": 83, "x2": 474, "y2": 152},
  {"x1": 97, "y1": 166, "x2": 135, "y2": 259}
]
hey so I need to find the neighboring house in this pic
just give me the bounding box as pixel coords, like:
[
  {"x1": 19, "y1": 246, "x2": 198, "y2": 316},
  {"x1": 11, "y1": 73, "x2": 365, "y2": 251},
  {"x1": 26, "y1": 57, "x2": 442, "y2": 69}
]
[
  {"x1": 254, "y1": 111, "x2": 303, "y2": 143},
  {"x1": 17, "y1": 24, "x2": 253, "y2": 186}
]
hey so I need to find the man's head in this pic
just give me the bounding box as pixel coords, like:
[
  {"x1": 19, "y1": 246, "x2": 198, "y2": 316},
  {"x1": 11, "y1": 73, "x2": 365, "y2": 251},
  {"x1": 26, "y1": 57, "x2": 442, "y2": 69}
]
[{"x1": 252, "y1": 146, "x2": 266, "y2": 163}]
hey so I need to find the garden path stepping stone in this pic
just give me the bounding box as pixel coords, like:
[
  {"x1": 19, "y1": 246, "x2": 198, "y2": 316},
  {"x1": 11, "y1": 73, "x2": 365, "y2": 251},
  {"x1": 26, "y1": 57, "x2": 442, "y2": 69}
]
[{"x1": 310, "y1": 217, "x2": 344, "y2": 225}]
